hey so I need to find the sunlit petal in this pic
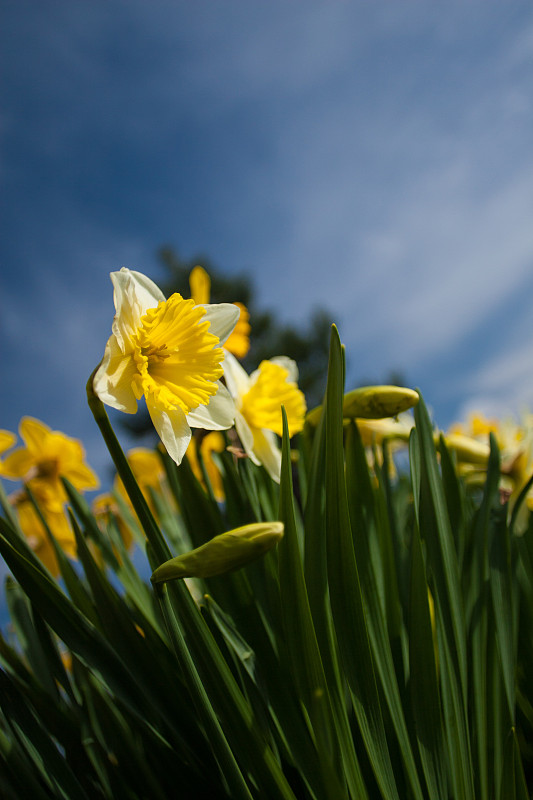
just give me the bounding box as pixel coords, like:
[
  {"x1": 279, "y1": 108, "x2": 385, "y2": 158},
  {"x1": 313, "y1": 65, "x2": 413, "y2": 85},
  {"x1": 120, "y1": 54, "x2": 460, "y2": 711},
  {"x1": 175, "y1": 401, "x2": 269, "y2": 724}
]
[
  {"x1": 234, "y1": 412, "x2": 260, "y2": 466},
  {"x1": 271, "y1": 356, "x2": 299, "y2": 384},
  {"x1": 189, "y1": 265, "x2": 211, "y2": 305},
  {"x1": 251, "y1": 427, "x2": 282, "y2": 482},
  {"x1": 186, "y1": 382, "x2": 235, "y2": 430},
  {"x1": 93, "y1": 335, "x2": 138, "y2": 413},
  {"x1": 0, "y1": 430, "x2": 16, "y2": 455},
  {"x1": 201, "y1": 303, "x2": 241, "y2": 346},
  {"x1": 223, "y1": 351, "x2": 251, "y2": 400},
  {"x1": 0, "y1": 448, "x2": 34, "y2": 479},
  {"x1": 147, "y1": 398, "x2": 192, "y2": 466},
  {"x1": 20, "y1": 417, "x2": 50, "y2": 454}
]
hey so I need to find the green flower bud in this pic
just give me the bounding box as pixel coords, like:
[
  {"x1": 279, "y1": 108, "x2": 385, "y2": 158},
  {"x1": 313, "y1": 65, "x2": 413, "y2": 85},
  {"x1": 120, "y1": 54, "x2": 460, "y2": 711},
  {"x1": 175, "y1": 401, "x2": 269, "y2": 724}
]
[
  {"x1": 306, "y1": 385, "x2": 419, "y2": 426},
  {"x1": 441, "y1": 433, "x2": 490, "y2": 465},
  {"x1": 151, "y1": 522, "x2": 284, "y2": 584}
]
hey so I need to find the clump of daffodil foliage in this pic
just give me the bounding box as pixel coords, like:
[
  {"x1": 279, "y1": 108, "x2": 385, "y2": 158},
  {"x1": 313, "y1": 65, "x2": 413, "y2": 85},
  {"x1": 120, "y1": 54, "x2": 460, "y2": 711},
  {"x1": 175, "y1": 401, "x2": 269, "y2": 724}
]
[{"x1": 0, "y1": 268, "x2": 532, "y2": 800}]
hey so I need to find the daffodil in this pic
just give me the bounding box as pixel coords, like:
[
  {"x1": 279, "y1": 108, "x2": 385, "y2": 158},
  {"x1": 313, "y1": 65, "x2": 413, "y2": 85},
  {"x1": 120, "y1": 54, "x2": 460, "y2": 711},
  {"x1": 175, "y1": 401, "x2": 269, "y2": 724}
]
[
  {"x1": 14, "y1": 491, "x2": 76, "y2": 577},
  {"x1": 189, "y1": 265, "x2": 251, "y2": 358},
  {"x1": 122, "y1": 447, "x2": 166, "y2": 491},
  {"x1": 355, "y1": 414, "x2": 414, "y2": 479},
  {"x1": 0, "y1": 417, "x2": 99, "y2": 502},
  {"x1": 223, "y1": 351, "x2": 306, "y2": 482},
  {"x1": 355, "y1": 414, "x2": 414, "y2": 447},
  {"x1": 186, "y1": 431, "x2": 226, "y2": 501},
  {"x1": 93, "y1": 268, "x2": 239, "y2": 465},
  {"x1": 114, "y1": 446, "x2": 175, "y2": 517},
  {"x1": 445, "y1": 410, "x2": 533, "y2": 531},
  {"x1": 93, "y1": 492, "x2": 134, "y2": 560}
]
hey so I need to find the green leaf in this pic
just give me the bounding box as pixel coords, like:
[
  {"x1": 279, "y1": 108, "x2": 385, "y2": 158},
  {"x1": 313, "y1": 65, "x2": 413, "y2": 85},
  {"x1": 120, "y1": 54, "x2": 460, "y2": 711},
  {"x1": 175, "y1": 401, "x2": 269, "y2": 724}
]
[
  {"x1": 0, "y1": 670, "x2": 92, "y2": 800},
  {"x1": 324, "y1": 325, "x2": 399, "y2": 800},
  {"x1": 278, "y1": 406, "x2": 354, "y2": 800},
  {"x1": 499, "y1": 728, "x2": 529, "y2": 800},
  {"x1": 412, "y1": 392, "x2": 474, "y2": 800},
  {"x1": 408, "y1": 522, "x2": 448, "y2": 799},
  {"x1": 468, "y1": 433, "x2": 501, "y2": 800},
  {"x1": 345, "y1": 423, "x2": 425, "y2": 800}
]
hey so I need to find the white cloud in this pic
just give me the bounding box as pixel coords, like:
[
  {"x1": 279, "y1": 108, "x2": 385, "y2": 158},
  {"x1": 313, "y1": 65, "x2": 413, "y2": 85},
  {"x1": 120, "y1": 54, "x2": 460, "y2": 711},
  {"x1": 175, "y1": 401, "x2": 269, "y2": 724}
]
[{"x1": 3, "y1": 1, "x2": 533, "y2": 454}]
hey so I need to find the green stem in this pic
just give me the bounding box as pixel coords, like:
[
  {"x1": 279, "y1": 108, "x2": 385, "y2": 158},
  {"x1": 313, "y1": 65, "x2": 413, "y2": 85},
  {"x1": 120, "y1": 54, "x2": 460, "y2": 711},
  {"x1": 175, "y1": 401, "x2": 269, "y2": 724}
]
[
  {"x1": 154, "y1": 583, "x2": 253, "y2": 800},
  {"x1": 86, "y1": 368, "x2": 170, "y2": 563},
  {"x1": 87, "y1": 368, "x2": 296, "y2": 800}
]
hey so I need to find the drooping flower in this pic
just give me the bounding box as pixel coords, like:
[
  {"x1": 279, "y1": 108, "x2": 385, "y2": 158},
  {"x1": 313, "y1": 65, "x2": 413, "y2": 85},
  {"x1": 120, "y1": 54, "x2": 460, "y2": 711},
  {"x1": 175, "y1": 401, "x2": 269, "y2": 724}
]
[
  {"x1": 186, "y1": 431, "x2": 226, "y2": 501},
  {"x1": 355, "y1": 413, "x2": 415, "y2": 479},
  {"x1": 223, "y1": 351, "x2": 306, "y2": 482},
  {"x1": 114, "y1": 446, "x2": 175, "y2": 517},
  {"x1": 444, "y1": 410, "x2": 533, "y2": 531},
  {"x1": 93, "y1": 268, "x2": 239, "y2": 465},
  {"x1": 14, "y1": 490, "x2": 76, "y2": 577},
  {"x1": 354, "y1": 414, "x2": 414, "y2": 447},
  {"x1": 189, "y1": 265, "x2": 251, "y2": 358},
  {"x1": 121, "y1": 447, "x2": 166, "y2": 492},
  {"x1": 92, "y1": 492, "x2": 134, "y2": 560},
  {"x1": 0, "y1": 417, "x2": 99, "y2": 503}
]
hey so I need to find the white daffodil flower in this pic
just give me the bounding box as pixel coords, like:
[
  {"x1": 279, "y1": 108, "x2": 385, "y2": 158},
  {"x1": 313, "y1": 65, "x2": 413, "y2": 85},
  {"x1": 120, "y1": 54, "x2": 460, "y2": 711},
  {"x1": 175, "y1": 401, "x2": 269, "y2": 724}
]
[
  {"x1": 223, "y1": 351, "x2": 306, "y2": 482},
  {"x1": 94, "y1": 268, "x2": 239, "y2": 465}
]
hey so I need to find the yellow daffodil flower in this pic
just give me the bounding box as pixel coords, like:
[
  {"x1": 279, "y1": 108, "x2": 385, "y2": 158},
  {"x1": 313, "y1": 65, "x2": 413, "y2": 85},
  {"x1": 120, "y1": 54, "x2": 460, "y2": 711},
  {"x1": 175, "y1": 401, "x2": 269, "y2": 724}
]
[
  {"x1": 14, "y1": 491, "x2": 76, "y2": 577},
  {"x1": 186, "y1": 431, "x2": 226, "y2": 501},
  {"x1": 442, "y1": 433, "x2": 490, "y2": 465},
  {"x1": 189, "y1": 265, "x2": 251, "y2": 358},
  {"x1": 223, "y1": 351, "x2": 306, "y2": 482},
  {"x1": 113, "y1": 446, "x2": 175, "y2": 517},
  {"x1": 445, "y1": 410, "x2": 533, "y2": 531},
  {"x1": 0, "y1": 417, "x2": 99, "y2": 502},
  {"x1": 355, "y1": 414, "x2": 414, "y2": 479},
  {"x1": 93, "y1": 268, "x2": 239, "y2": 465},
  {"x1": 123, "y1": 447, "x2": 166, "y2": 490},
  {"x1": 447, "y1": 412, "x2": 499, "y2": 439},
  {"x1": 355, "y1": 414, "x2": 414, "y2": 447},
  {"x1": 92, "y1": 492, "x2": 134, "y2": 558}
]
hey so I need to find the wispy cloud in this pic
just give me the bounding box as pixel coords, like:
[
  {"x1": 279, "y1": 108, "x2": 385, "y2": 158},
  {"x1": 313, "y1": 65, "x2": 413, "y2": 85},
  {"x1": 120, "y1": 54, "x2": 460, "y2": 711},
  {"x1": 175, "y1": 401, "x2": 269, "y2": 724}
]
[{"x1": 2, "y1": 0, "x2": 533, "y2": 458}]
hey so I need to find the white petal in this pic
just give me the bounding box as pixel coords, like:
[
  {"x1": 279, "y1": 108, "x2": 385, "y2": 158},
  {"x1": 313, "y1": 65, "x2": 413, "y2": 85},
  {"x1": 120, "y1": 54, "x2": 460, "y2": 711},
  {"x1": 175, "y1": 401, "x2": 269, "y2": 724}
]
[
  {"x1": 111, "y1": 268, "x2": 165, "y2": 350},
  {"x1": 223, "y1": 351, "x2": 250, "y2": 401},
  {"x1": 93, "y1": 334, "x2": 138, "y2": 413},
  {"x1": 271, "y1": 356, "x2": 299, "y2": 383},
  {"x1": 200, "y1": 303, "x2": 240, "y2": 346},
  {"x1": 252, "y1": 428, "x2": 282, "y2": 483},
  {"x1": 186, "y1": 382, "x2": 235, "y2": 430},
  {"x1": 146, "y1": 398, "x2": 191, "y2": 465},
  {"x1": 235, "y1": 411, "x2": 260, "y2": 466}
]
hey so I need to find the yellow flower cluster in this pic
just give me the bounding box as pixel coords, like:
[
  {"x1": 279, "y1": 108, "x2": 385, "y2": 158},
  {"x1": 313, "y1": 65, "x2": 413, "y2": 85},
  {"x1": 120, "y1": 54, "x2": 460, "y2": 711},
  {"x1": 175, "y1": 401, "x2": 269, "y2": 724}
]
[
  {"x1": 444, "y1": 411, "x2": 533, "y2": 530},
  {"x1": 0, "y1": 418, "x2": 99, "y2": 575},
  {"x1": 0, "y1": 265, "x2": 309, "y2": 576}
]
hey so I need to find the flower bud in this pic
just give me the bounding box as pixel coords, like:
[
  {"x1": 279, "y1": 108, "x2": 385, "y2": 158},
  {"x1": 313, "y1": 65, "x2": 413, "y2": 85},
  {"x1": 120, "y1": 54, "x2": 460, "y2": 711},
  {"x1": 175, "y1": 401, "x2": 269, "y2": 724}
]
[
  {"x1": 306, "y1": 385, "x2": 419, "y2": 426},
  {"x1": 441, "y1": 433, "x2": 490, "y2": 465},
  {"x1": 151, "y1": 522, "x2": 284, "y2": 583}
]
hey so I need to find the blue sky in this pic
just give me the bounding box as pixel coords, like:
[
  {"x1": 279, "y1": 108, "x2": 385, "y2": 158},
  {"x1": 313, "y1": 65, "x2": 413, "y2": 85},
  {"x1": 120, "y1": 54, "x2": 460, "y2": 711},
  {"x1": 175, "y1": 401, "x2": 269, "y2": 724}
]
[{"x1": 1, "y1": 1, "x2": 533, "y2": 487}]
